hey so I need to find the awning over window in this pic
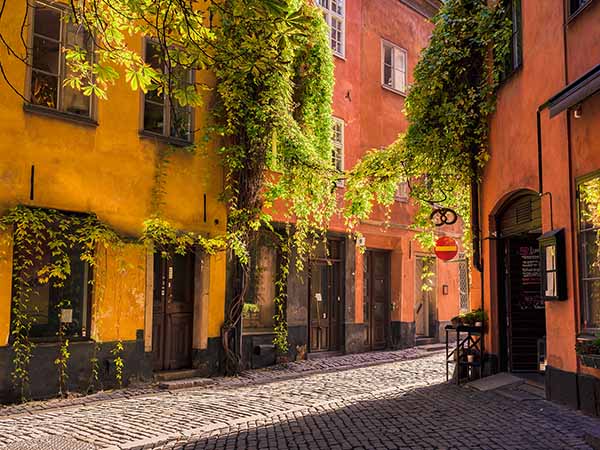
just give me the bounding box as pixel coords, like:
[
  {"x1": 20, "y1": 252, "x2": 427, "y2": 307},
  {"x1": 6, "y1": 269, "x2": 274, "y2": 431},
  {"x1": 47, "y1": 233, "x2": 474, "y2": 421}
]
[{"x1": 548, "y1": 63, "x2": 600, "y2": 118}]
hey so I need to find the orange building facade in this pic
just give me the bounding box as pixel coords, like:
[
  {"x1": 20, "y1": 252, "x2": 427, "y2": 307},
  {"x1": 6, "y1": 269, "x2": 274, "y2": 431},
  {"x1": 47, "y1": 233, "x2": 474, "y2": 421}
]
[
  {"x1": 474, "y1": 0, "x2": 600, "y2": 415},
  {"x1": 241, "y1": 0, "x2": 468, "y2": 367}
]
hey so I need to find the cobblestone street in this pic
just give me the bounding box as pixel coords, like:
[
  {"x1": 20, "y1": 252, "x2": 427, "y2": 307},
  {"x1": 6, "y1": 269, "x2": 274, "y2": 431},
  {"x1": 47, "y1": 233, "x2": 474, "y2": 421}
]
[{"x1": 0, "y1": 350, "x2": 599, "y2": 450}]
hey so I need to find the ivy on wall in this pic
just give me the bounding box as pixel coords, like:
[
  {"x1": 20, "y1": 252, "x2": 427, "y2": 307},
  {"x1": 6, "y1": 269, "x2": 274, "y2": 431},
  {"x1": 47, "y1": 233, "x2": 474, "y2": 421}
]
[{"x1": 344, "y1": 0, "x2": 512, "y2": 250}]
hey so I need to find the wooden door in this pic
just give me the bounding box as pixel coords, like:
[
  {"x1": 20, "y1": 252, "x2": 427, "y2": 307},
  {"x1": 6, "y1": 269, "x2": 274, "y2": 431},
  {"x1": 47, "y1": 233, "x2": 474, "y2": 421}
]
[
  {"x1": 364, "y1": 251, "x2": 390, "y2": 350},
  {"x1": 415, "y1": 256, "x2": 436, "y2": 337},
  {"x1": 309, "y1": 261, "x2": 342, "y2": 352},
  {"x1": 152, "y1": 252, "x2": 195, "y2": 371},
  {"x1": 504, "y1": 238, "x2": 545, "y2": 372}
]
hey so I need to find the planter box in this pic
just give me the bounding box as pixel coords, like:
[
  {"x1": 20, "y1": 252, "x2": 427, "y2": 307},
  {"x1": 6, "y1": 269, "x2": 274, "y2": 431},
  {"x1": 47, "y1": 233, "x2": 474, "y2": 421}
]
[{"x1": 579, "y1": 354, "x2": 600, "y2": 369}]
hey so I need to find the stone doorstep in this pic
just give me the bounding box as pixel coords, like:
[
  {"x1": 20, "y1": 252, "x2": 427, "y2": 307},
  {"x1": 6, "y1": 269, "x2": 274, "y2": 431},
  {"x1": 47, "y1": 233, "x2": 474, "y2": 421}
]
[
  {"x1": 158, "y1": 377, "x2": 215, "y2": 390},
  {"x1": 417, "y1": 343, "x2": 447, "y2": 352}
]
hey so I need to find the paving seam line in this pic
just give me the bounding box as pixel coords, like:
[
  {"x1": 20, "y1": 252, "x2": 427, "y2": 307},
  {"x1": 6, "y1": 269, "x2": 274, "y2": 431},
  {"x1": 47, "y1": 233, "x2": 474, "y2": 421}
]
[
  {"x1": 104, "y1": 381, "x2": 436, "y2": 450},
  {"x1": 0, "y1": 350, "x2": 444, "y2": 419}
]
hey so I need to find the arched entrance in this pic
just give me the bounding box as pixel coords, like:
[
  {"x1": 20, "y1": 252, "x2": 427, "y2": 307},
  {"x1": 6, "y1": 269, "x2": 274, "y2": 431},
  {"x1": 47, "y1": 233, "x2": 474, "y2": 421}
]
[{"x1": 495, "y1": 191, "x2": 545, "y2": 373}]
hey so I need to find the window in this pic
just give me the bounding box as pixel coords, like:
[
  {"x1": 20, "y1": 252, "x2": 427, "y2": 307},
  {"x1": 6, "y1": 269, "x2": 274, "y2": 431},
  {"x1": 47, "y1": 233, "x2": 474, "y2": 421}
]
[
  {"x1": 143, "y1": 40, "x2": 193, "y2": 142},
  {"x1": 569, "y1": 0, "x2": 591, "y2": 16},
  {"x1": 30, "y1": 2, "x2": 93, "y2": 117},
  {"x1": 13, "y1": 244, "x2": 90, "y2": 339},
  {"x1": 579, "y1": 175, "x2": 600, "y2": 329},
  {"x1": 395, "y1": 181, "x2": 409, "y2": 202},
  {"x1": 332, "y1": 117, "x2": 344, "y2": 173},
  {"x1": 501, "y1": 0, "x2": 522, "y2": 79},
  {"x1": 382, "y1": 41, "x2": 407, "y2": 94},
  {"x1": 317, "y1": 0, "x2": 345, "y2": 57}
]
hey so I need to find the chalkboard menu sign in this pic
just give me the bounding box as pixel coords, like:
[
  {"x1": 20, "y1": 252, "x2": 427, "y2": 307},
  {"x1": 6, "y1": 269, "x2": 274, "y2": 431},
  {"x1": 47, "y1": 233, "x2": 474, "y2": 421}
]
[{"x1": 518, "y1": 245, "x2": 543, "y2": 310}]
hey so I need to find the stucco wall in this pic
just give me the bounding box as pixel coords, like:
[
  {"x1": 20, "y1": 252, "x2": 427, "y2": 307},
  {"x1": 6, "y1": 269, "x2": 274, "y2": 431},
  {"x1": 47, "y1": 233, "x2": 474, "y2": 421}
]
[{"x1": 0, "y1": 1, "x2": 228, "y2": 348}]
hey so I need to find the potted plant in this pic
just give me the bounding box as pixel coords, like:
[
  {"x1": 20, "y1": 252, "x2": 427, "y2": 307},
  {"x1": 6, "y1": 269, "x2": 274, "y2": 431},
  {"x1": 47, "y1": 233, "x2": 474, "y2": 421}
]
[
  {"x1": 576, "y1": 337, "x2": 600, "y2": 369},
  {"x1": 451, "y1": 314, "x2": 463, "y2": 327}
]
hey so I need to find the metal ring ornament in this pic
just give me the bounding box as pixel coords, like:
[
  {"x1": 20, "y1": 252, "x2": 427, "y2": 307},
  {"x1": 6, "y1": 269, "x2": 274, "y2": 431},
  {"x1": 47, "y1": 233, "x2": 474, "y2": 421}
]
[{"x1": 430, "y1": 207, "x2": 458, "y2": 227}]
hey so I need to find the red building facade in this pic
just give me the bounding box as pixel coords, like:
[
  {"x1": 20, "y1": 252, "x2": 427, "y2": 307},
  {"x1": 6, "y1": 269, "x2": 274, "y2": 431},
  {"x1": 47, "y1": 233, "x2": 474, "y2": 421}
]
[
  {"x1": 474, "y1": 0, "x2": 600, "y2": 415},
  {"x1": 241, "y1": 0, "x2": 467, "y2": 367}
]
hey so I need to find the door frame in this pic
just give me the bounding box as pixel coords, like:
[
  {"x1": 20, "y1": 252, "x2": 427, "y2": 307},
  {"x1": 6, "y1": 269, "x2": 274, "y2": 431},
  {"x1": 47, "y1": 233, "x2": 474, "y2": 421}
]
[
  {"x1": 152, "y1": 252, "x2": 195, "y2": 371},
  {"x1": 364, "y1": 249, "x2": 391, "y2": 350},
  {"x1": 492, "y1": 190, "x2": 544, "y2": 373},
  {"x1": 414, "y1": 254, "x2": 437, "y2": 338},
  {"x1": 307, "y1": 237, "x2": 345, "y2": 353}
]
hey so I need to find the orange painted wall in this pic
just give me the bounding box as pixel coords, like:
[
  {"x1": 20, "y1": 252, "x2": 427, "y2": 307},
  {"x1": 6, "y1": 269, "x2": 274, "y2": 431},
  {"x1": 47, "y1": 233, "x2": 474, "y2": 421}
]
[{"x1": 482, "y1": 0, "x2": 600, "y2": 378}]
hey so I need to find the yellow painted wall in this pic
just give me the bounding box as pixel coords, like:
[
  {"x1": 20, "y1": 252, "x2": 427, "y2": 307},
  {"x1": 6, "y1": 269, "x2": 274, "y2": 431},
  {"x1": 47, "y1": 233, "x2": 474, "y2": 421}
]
[
  {"x1": 0, "y1": 2, "x2": 227, "y2": 344},
  {"x1": 91, "y1": 244, "x2": 147, "y2": 342}
]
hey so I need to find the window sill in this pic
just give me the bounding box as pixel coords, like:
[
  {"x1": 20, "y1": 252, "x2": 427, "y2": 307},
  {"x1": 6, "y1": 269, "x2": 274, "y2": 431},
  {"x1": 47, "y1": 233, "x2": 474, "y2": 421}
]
[
  {"x1": 578, "y1": 332, "x2": 600, "y2": 341},
  {"x1": 25, "y1": 337, "x2": 94, "y2": 346},
  {"x1": 139, "y1": 129, "x2": 194, "y2": 148},
  {"x1": 382, "y1": 85, "x2": 407, "y2": 97},
  {"x1": 23, "y1": 103, "x2": 98, "y2": 128},
  {"x1": 333, "y1": 52, "x2": 346, "y2": 61},
  {"x1": 567, "y1": 0, "x2": 595, "y2": 24}
]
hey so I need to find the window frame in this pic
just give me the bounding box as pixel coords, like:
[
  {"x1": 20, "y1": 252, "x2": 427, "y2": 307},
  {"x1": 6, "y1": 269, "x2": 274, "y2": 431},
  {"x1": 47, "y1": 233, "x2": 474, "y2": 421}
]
[
  {"x1": 458, "y1": 255, "x2": 470, "y2": 313},
  {"x1": 500, "y1": 0, "x2": 523, "y2": 82},
  {"x1": 140, "y1": 38, "x2": 195, "y2": 145},
  {"x1": 332, "y1": 117, "x2": 345, "y2": 187},
  {"x1": 576, "y1": 170, "x2": 600, "y2": 333},
  {"x1": 381, "y1": 40, "x2": 408, "y2": 96},
  {"x1": 27, "y1": 0, "x2": 96, "y2": 121},
  {"x1": 568, "y1": 0, "x2": 594, "y2": 20},
  {"x1": 395, "y1": 181, "x2": 410, "y2": 203},
  {"x1": 10, "y1": 235, "x2": 94, "y2": 344},
  {"x1": 316, "y1": 0, "x2": 345, "y2": 59}
]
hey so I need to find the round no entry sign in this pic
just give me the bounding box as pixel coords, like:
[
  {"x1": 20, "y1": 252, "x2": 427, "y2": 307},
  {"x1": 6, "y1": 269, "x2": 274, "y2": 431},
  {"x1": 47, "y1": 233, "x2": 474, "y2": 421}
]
[{"x1": 435, "y1": 236, "x2": 458, "y2": 261}]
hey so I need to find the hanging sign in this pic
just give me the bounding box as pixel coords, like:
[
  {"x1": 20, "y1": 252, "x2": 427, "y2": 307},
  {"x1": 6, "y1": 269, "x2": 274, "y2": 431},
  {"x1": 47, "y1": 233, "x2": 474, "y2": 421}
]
[{"x1": 434, "y1": 236, "x2": 458, "y2": 261}]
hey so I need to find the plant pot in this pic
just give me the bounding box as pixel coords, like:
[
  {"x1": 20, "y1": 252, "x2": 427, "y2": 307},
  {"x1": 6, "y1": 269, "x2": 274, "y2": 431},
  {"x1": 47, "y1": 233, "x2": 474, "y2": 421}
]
[
  {"x1": 579, "y1": 354, "x2": 600, "y2": 369},
  {"x1": 474, "y1": 321, "x2": 483, "y2": 327},
  {"x1": 467, "y1": 354, "x2": 475, "y2": 363}
]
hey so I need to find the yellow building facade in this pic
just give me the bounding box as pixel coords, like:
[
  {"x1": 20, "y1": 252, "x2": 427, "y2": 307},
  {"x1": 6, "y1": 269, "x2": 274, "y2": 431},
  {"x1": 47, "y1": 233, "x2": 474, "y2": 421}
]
[{"x1": 0, "y1": 1, "x2": 227, "y2": 401}]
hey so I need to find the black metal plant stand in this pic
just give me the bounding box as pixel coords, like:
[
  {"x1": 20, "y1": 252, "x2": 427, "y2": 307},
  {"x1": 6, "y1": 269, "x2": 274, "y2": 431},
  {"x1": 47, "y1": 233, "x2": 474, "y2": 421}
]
[{"x1": 446, "y1": 324, "x2": 484, "y2": 384}]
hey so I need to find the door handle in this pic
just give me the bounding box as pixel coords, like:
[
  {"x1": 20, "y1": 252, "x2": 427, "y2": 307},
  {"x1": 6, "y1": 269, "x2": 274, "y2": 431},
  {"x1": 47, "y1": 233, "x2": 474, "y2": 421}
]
[{"x1": 416, "y1": 303, "x2": 423, "y2": 314}]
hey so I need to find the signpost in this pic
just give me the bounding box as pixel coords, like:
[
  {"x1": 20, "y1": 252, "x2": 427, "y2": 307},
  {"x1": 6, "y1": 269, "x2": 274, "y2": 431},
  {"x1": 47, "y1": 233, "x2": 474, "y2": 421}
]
[{"x1": 434, "y1": 236, "x2": 458, "y2": 261}]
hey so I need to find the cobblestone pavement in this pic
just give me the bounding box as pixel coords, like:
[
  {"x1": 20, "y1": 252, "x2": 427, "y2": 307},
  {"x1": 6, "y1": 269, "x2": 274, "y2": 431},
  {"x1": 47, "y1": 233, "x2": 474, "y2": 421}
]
[
  {"x1": 1, "y1": 351, "x2": 599, "y2": 450},
  {"x1": 0, "y1": 346, "x2": 432, "y2": 418}
]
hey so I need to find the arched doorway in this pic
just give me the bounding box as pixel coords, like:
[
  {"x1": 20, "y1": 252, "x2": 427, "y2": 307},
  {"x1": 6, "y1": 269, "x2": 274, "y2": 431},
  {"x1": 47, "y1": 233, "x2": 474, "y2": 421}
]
[{"x1": 495, "y1": 191, "x2": 545, "y2": 373}]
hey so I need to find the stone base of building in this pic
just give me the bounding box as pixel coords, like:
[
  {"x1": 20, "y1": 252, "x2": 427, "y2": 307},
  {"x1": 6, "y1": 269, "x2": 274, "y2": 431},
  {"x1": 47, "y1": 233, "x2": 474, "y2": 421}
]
[
  {"x1": 390, "y1": 321, "x2": 416, "y2": 349},
  {"x1": 0, "y1": 329, "x2": 152, "y2": 404},
  {"x1": 546, "y1": 365, "x2": 600, "y2": 417},
  {"x1": 192, "y1": 336, "x2": 223, "y2": 376}
]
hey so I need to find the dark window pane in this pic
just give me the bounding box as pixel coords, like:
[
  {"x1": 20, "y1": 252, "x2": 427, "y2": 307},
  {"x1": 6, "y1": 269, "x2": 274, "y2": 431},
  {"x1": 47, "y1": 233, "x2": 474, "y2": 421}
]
[
  {"x1": 584, "y1": 279, "x2": 600, "y2": 329},
  {"x1": 144, "y1": 101, "x2": 164, "y2": 134},
  {"x1": 170, "y1": 104, "x2": 192, "y2": 141},
  {"x1": 33, "y1": 36, "x2": 60, "y2": 74},
  {"x1": 172, "y1": 254, "x2": 194, "y2": 304},
  {"x1": 34, "y1": 6, "x2": 60, "y2": 40},
  {"x1": 21, "y1": 245, "x2": 89, "y2": 339},
  {"x1": 145, "y1": 40, "x2": 163, "y2": 70},
  {"x1": 31, "y1": 71, "x2": 58, "y2": 108},
  {"x1": 582, "y1": 230, "x2": 600, "y2": 279},
  {"x1": 62, "y1": 85, "x2": 90, "y2": 116}
]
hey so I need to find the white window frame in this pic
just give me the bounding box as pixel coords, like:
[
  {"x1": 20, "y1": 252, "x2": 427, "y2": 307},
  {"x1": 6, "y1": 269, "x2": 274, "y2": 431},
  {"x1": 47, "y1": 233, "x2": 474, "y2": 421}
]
[
  {"x1": 142, "y1": 38, "x2": 194, "y2": 143},
  {"x1": 28, "y1": 1, "x2": 94, "y2": 118},
  {"x1": 317, "y1": 0, "x2": 345, "y2": 58},
  {"x1": 332, "y1": 117, "x2": 344, "y2": 186},
  {"x1": 395, "y1": 181, "x2": 409, "y2": 202},
  {"x1": 381, "y1": 40, "x2": 407, "y2": 95}
]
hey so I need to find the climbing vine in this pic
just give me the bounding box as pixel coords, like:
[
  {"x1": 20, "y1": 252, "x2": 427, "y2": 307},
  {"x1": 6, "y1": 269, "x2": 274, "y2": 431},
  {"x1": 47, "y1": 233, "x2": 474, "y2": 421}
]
[
  {"x1": 344, "y1": 0, "x2": 512, "y2": 250},
  {"x1": 0, "y1": 206, "x2": 121, "y2": 401}
]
